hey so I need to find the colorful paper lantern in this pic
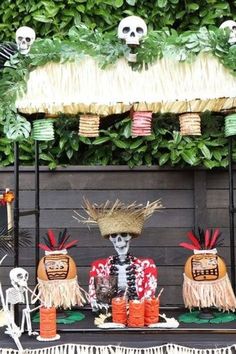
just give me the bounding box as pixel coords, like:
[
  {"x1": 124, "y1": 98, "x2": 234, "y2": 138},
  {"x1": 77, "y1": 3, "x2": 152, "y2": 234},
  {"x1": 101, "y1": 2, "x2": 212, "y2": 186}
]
[
  {"x1": 131, "y1": 111, "x2": 153, "y2": 137},
  {"x1": 32, "y1": 119, "x2": 55, "y2": 141},
  {"x1": 79, "y1": 114, "x2": 100, "y2": 137},
  {"x1": 179, "y1": 113, "x2": 201, "y2": 136},
  {"x1": 225, "y1": 113, "x2": 236, "y2": 137}
]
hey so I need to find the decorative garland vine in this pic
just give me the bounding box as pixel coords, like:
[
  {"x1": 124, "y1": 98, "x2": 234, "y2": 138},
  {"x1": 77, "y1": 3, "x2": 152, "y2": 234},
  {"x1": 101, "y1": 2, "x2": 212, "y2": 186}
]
[{"x1": 0, "y1": 24, "x2": 234, "y2": 140}]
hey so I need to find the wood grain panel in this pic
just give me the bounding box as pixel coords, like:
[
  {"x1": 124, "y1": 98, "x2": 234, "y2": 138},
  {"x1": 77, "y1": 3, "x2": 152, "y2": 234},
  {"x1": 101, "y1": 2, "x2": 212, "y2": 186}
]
[
  {"x1": 0, "y1": 170, "x2": 193, "y2": 190},
  {"x1": 18, "y1": 190, "x2": 193, "y2": 209},
  {"x1": 19, "y1": 209, "x2": 194, "y2": 228}
]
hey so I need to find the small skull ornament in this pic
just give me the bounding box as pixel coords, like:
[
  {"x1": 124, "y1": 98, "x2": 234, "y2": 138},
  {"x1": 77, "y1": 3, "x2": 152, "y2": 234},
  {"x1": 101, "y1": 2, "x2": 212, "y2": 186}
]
[
  {"x1": 15, "y1": 26, "x2": 36, "y2": 55},
  {"x1": 118, "y1": 16, "x2": 147, "y2": 46},
  {"x1": 10, "y1": 267, "x2": 29, "y2": 289},
  {"x1": 220, "y1": 20, "x2": 236, "y2": 44}
]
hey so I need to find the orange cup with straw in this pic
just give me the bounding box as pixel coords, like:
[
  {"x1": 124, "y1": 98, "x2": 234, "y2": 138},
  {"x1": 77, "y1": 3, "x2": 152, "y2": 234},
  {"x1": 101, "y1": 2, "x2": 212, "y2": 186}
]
[
  {"x1": 144, "y1": 297, "x2": 159, "y2": 325},
  {"x1": 112, "y1": 297, "x2": 127, "y2": 325},
  {"x1": 128, "y1": 299, "x2": 145, "y2": 327}
]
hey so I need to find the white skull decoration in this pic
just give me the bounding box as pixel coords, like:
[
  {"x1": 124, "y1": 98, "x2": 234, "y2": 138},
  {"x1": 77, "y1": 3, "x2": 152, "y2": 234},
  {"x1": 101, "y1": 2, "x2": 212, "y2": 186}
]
[
  {"x1": 118, "y1": 16, "x2": 147, "y2": 46},
  {"x1": 10, "y1": 267, "x2": 29, "y2": 289},
  {"x1": 15, "y1": 26, "x2": 36, "y2": 55},
  {"x1": 220, "y1": 20, "x2": 236, "y2": 45},
  {"x1": 109, "y1": 233, "x2": 132, "y2": 257}
]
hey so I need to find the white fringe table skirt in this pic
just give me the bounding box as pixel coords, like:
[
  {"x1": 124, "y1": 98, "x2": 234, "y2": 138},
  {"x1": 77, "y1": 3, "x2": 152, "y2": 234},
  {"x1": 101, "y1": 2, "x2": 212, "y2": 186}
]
[{"x1": 1, "y1": 343, "x2": 236, "y2": 354}]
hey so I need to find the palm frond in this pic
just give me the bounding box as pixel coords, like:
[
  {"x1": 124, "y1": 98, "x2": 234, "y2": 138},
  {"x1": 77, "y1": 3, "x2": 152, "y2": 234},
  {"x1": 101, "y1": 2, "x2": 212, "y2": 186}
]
[{"x1": 0, "y1": 226, "x2": 31, "y2": 255}]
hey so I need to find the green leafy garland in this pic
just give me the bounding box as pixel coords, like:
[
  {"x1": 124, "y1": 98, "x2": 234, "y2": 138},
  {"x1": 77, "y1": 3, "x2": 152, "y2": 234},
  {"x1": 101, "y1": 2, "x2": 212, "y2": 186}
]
[{"x1": 0, "y1": 24, "x2": 235, "y2": 141}]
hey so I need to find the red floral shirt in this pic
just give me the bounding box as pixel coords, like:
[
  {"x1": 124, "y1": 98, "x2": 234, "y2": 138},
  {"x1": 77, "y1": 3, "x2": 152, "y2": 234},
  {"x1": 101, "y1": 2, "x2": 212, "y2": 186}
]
[{"x1": 89, "y1": 256, "x2": 157, "y2": 304}]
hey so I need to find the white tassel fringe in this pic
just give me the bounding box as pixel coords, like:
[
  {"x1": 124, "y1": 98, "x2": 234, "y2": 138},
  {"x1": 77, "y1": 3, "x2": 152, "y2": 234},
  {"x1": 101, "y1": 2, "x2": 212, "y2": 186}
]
[{"x1": 1, "y1": 343, "x2": 236, "y2": 354}]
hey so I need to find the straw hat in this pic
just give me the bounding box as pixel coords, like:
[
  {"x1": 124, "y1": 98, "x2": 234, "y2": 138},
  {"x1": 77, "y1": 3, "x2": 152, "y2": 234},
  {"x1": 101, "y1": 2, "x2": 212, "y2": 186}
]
[{"x1": 76, "y1": 198, "x2": 163, "y2": 238}]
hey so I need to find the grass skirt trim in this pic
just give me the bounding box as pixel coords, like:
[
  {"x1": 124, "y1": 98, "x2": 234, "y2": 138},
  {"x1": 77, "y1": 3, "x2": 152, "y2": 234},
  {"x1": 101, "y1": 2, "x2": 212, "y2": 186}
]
[
  {"x1": 183, "y1": 273, "x2": 236, "y2": 311},
  {"x1": 37, "y1": 276, "x2": 87, "y2": 309},
  {"x1": 2, "y1": 343, "x2": 236, "y2": 354}
]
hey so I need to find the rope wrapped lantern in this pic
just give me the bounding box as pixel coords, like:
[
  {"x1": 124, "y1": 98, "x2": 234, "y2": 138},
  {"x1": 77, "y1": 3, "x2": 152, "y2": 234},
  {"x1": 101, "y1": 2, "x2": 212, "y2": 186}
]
[
  {"x1": 36, "y1": 228, "x2": 87, "y2": 309},
  {"x1": 131, "y1": 111, "x2": 153, "y2": 137},
  {"x1": 79, "y1": 114, "x2": 100, "y2": 137},
  {"x1": 32, "y1": 119, "x2": 55, "y2": 141},
  {"x1": 179, "y1": 113, "x2": 201, "y2": 136},
  {"x1": 180, "y1": 228, "x2": 236, "y2": 311},
  {"x1": 225, "y1": 113, "x2": 236, "y2": 137}
]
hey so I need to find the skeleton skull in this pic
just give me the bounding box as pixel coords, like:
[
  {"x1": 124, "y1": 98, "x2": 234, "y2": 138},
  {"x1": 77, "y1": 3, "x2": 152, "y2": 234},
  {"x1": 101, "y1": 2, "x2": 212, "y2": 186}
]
[
  {"x1": 220, "y1": 20, "x2": 236, "y2": 44},
  {"x1": 118, "y1": 16, "x2": 147, "y2": 46},
  {"x1": 10, "y1": 267, "x2": 29, "y2": 289},
  {"x1": 15, "y1": 26, "x2": 36, "y2": 55},
  {"x1": 109, "y1": 233, "x2": 132, "y2": 257}
]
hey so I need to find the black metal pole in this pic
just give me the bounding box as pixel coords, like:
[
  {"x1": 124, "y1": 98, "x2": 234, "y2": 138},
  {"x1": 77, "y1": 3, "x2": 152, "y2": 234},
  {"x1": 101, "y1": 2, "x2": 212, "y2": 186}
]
[
  {"x1": 13, "y1": 142, "x2": 19, "y2": 268},
  {"x1": 13, "y1": 142, "x2": 19, "y2": 325},
  {"x1": 228, "y1": 136, "x2": 236, "y2": 292},
  {"x1": 35, "y1": 140, "x2": 40, "y2": 280}
]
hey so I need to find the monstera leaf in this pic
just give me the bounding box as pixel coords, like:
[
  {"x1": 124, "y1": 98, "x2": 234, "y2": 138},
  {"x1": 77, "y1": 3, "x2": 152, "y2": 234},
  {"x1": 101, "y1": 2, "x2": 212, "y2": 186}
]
[{"x1": 5, "y1": 114, "x2": 31, "y2": 140}]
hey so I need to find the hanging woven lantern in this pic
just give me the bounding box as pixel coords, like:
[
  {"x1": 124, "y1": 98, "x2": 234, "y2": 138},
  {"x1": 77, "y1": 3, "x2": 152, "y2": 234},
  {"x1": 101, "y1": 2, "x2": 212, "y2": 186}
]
[
  {"x1": 131, "y1": 111, "x2": 153, "y2": 137},
  {"x1": 79, "y1": 115, "x2": 100, "y2": 137},
  {"x1": 179, "y1": 113, "x2": 201, "y2": 136},
  {"x1": 225, "y1": 113, "x2": 236, "y2": 137},
  {"x1": 32, "y1": 119, "x2": 55, "y2": 141}
]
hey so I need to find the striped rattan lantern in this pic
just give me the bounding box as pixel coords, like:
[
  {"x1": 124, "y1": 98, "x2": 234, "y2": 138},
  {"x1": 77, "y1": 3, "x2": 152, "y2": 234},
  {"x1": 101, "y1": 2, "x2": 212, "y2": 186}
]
[
  {"x1": 79, "y1": 115, "x2": 100, "y2": 137},
  {"x1": 131, "y1": 111, "x2": 153, "y2": 137},
  {"x1": 179, "y1": 113, "x2": 201, "y2": 136},
  {"x1": 32, "y1": 119, "x2": 55, "y2": 141},
  {"x1": 225, "y1": 114, "x2": 236, "y2": 137}
]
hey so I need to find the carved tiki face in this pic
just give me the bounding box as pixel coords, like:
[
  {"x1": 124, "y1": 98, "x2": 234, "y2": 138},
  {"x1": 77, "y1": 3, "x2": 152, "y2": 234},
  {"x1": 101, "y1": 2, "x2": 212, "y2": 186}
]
[
  {"x1": 37, "y1": 253, "x2": 77, "y2": 281},
  {"x1": 184, "y1": 252, "x2": 227, "y2": 281}
]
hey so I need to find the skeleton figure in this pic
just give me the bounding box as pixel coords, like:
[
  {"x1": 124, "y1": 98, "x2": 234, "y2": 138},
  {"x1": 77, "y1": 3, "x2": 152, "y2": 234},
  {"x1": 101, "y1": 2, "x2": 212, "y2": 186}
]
[
  {"x1": 109, "y1": 233, "x2": 132, "y2": 292},
  {"x1": 15, "y1": 26, "x2": 36, "y2": 55},
  {"x1": 118, "y1": 16, "x2": 147, "y2": 62},
  {"x1": 5, "y1": 267, "x2": 39, "y2": 336},
  {"x1": 219, "y1": 20, "x2": 236, "y2": 45}
]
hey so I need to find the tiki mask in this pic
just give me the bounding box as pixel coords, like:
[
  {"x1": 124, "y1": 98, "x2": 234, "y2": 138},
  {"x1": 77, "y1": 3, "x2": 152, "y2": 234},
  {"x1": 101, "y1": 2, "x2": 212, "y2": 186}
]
[
  {"x1": 184, "y1": 252, "x2": 227, "y2": 281},
  {"x1": 37, "y1": 251, "x2": 77, "y2": 281}
]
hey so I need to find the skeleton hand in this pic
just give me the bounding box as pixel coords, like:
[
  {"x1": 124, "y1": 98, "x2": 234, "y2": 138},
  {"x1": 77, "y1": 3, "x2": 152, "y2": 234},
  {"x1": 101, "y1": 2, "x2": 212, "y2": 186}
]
[
  {"x1": 5, "y1": 324, "x2": 21, "y2": 338},
  {"x1": 91, "y1": 300, "x2": 109, "y2": 313}
]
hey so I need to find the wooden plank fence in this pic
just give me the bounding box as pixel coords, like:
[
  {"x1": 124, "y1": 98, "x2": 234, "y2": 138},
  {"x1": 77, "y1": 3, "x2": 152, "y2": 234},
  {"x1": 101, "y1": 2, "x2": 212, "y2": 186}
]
[{"x1": 0, "y1": 166, "x2": 233, "y2": 306}]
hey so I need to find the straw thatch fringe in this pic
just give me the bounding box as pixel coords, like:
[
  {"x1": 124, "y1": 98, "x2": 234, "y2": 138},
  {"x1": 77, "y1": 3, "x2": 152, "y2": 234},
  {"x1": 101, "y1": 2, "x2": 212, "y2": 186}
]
[
  {"x1": 79, "y1": 198, "x2": 163, "y2": 224},
  {"x1": 1, "y1": 343, "x2": 236, "y2": 354},
  {"x1": 36, "y1": 276, "x2": 88, "y2": 309},
  {"x1": 183, "y1": 273, "x2": 236, "y2": 311},
  {"x1": 16, "y1": 54, "x2": 236, "y2": 115},
  {"x1": 73, "y1": 198, "x2": 163, "y2": 237}
]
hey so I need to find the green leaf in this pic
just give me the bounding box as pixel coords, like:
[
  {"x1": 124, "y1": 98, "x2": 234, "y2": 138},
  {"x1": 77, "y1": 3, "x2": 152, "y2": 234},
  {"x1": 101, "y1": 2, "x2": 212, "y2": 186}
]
[
  {"x1": 159, "y1": 153, "x2": 170, "y2": 166},
  {"x1": 180, "y1": 150, "x2": 197, "y2": 165},
  {"x1": 39, "y1": 153, "x2": 53, "y2": 161},
  {"x1": 92, "y1": 137, "x2": 110, "y2": 145},
  {"x1": 113, "y1": 139, "x2": 128, "y2": 149},
  {"x1": 129, "y1": 139, "x2": 143, "y2": 149},
  {"x1": 198, "y1": 142, "x2": 212, "y2": 159},
  {"x1": 157, "y1": 0, "x2": 167, "y2": 7}
]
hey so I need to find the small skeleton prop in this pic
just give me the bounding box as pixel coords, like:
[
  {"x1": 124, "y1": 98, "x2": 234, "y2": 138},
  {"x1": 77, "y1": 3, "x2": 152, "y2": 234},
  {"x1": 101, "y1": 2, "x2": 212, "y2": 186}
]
[
  {"x1": 0, "y1": 266, "x2": 41, "y2": 347},
  {"x1": 118, "y1": 15, "x2": 147, "y2": 62},
  {"x1": 0, "y1": 257, "x2": 24, "y2": 351},
  {"x1": 15, "y1": 26, "x2": 36, "y2": 54},
  {"x1": 74, "y1": 199, "x2": 163, "y2": 312},
  {"x1": 219, "y1": 20, "x2": 236, "y2": 45}
]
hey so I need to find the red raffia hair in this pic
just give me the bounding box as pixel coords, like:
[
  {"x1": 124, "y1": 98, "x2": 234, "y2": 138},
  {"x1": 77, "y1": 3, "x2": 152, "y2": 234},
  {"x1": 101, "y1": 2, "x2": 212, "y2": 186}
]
[
  {"x1": 38, "y1": 228, "x2": 78, "y2": 251},
  {"x1": 179, "y1": 228, "x2": 223, "y2": 251}
]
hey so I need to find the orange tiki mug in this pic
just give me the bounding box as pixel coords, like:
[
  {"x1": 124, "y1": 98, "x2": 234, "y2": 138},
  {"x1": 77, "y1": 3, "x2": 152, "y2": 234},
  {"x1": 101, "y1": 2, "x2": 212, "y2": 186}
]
[
  {"x1": 128, "y1": 300, "x2": 144, "y2": 327},
  {"x1": 144, "y1": 297, "x2": 159, "y2": 325},
  {"x1": 112, "y1": 297, "x2": 127, "y2": 325}
]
